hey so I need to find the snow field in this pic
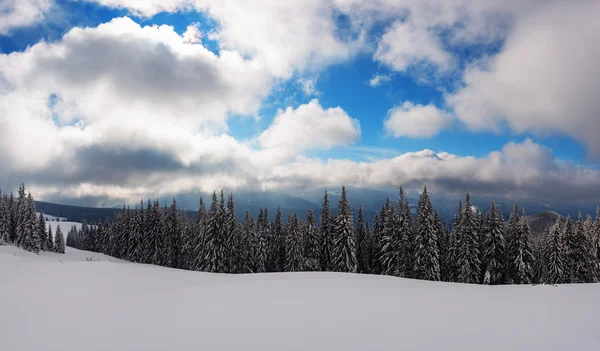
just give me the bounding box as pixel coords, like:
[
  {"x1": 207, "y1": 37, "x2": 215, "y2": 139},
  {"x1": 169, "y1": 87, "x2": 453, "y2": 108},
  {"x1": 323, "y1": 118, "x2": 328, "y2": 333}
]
[{"x1": 1, "y1": 245, "x2": 599, "y2": 351}]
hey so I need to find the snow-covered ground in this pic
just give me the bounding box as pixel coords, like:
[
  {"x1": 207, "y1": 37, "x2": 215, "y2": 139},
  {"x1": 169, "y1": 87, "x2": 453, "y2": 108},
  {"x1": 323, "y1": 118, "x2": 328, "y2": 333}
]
[
  {"x1": 37, "y1": 212, "x2": 68, "y2": 222},
  {"x1": 46, "y1": 220, "x2": 82, "y2": 236},
  {"x1": 1, "y1": 245, "x2": 599, "y2": 351}
]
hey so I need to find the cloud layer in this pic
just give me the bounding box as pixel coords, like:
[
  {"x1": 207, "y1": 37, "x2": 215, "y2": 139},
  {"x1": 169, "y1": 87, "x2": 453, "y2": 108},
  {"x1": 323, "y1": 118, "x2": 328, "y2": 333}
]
[{"x1": 0, "y1": 0, "x2": 598, "y2": 207}]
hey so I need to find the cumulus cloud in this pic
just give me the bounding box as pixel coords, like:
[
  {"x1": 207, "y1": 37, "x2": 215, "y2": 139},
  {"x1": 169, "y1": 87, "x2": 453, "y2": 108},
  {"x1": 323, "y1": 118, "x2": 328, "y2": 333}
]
[
  {"x1": 0, "y1": 0, "x2": 52, "y2": 34},
  {"x1": 374, "y1": 21, "x2": 453, "y2": 72},
  {"x1": 258, "y1": 99, "x2": 360, "y2": 153},
  {"x1": 446, "y1": 0, "x2": 600, "y2": 157},
  {"x1": 384, "y1": 102, "x2": 452, "y2": 138},
  {"x1": 368, "y1": 74, "x2": 391, "y2": 87},
  {"x1": 182, "y1": 23, "x2": 202, "y2": 44}
]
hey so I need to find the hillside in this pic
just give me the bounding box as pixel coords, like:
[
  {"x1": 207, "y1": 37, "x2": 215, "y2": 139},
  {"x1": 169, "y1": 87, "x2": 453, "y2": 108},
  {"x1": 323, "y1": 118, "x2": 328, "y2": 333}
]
[
  {"x1": 1, "y1": 244, "x2": 599, "y2": 351},
  {"x1": 528, "y1": 211, "x2": 566, "y2": 238}
]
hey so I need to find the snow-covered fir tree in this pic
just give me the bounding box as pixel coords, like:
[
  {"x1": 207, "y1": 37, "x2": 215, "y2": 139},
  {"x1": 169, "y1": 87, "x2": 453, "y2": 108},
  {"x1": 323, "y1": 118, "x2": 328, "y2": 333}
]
[
  {"x1": 593, "y1": 208, "x2": 600, "y2": 270},
  {"x1": 542, "y1": 218, "x2": 566, "y2": 284},
  {"x1": 243, "y1": 210, "x2": 256, "y2": 272},
  {"x1": 19, "y1": 193, "x2": 41, "y2": 253},
  {"x1": 331, "y1": 186, "x2": 357, "y2": 273},
  {"x1": 143, "y1": 200, "x2": 164, "y2": 266},
  {"x1": 510, "y1": 210, "x2": 535, "y2": 284},
  {"x1": 37, "y1": 212, "x2": 48, "y2": 251},
  {"x1": 203, "y1": 192, "x2": 225, "y2": 273},
  {"x1": 370, "y1": 213, "x2": 382, "y2": 275},
  {"x1": 456, "y1": 194, "x2": 481, "y2": 284},
  {"x1": 481, "y1": 202, "x2": 506, "y2": 285},
  {"x1": 47, "y1": 225, "x2": 54, "y2": 251},
  {"x1": 400, "y1": 195, "x2": 415, "y2": 277},
  {"x1": 320, "y1": 191, "x2": 334, "y2": 271},
  {"x1": 0, "y1": 194, "x2": 10, "y2": 244},
  {"x1": 561, "y1": 216, "x2": 576, "y2": 283},
  {"x1": 413, "y1": 186, "x2": 440, "y2": 281},
  {"x1": 505, "y1": 203, "x2": 522, "y2": 284},
  {"x1": 380, "y1": 198, "x2": 402, "y2": 277},
  {"x1": 433, "y1": 211, "x2": 446, "y2": 276},
  {"x1": 270, "y1": 207, "x2": 285, "y2": 272},
  {"x1": 570, "y1": 213, "x2": 597, "y2": 283},
  {"x1": 356, "y1": 205, "x2": 370, "y2": 274},
  {"x1": 303, "y1": 208, "x2": 320, "y2": 271},
  {"x1": 54, "y1": 224, "x2": 65, "y2": 254},
  {"x1": 163, "y1": 199, "x2": 181, "y2": 269},
  {"x1": 192, "y1": 197, "x2": 207, "y2": 271},
  {"x1": 254, "y1": 208, "x2": 269, "y2": 273},
  {"x1": 285, "y1": 213, "x2": 304, "y2": 272}
]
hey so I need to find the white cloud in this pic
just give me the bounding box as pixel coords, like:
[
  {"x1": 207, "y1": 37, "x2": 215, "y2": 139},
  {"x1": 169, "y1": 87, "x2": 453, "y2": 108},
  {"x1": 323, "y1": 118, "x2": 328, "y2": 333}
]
[
  {"x1": 446, "y1": 0, "x2": 600, "y2": 157},
  {"x1": 374, "y1": 20, "x2": 453, "y2": 72},
  {"x1": 384, "y1": 102, "x2": 452, "y2": 138},
  {"x1": 182, "y1": 23, "x2": 202, "y2": 44},
  {"x1": 258, "y1": 99, "x2": 360, "y2": 153},
  {"x1": 368, "y1": 74, "x2": 391, "y2": 87},
  {"x1": 0, "y1": 0, "x2": 51, "y2": 34}
]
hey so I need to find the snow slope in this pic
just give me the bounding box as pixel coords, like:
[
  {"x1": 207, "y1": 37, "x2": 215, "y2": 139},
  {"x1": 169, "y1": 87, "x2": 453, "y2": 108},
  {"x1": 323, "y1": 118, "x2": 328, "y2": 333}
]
[{"x1": 1, "y1": 245, "x2": 599, "y2": 351}]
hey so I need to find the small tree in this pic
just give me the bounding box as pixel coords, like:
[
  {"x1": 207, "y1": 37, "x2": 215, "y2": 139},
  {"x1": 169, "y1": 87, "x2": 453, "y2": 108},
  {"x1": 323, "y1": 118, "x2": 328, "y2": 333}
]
[{"x1": 54, "y1": 225, "x2": 65, "y2": 254}]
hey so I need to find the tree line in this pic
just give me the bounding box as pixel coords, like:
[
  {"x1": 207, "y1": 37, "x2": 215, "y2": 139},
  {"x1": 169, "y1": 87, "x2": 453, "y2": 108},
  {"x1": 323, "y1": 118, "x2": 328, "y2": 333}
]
[
  {"x1": 2, "y1": 184, "x2": 600, "y2": 285},
  {"x1": 0, "y1": 185, "x2": 65, "y2": 254}
]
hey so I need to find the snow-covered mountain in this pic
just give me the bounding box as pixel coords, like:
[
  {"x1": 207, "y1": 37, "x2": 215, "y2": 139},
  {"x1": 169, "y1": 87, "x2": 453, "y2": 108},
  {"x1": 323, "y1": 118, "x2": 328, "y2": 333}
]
[{"x1": 1, "y1": 244, "x2": 599, "y2": 351}]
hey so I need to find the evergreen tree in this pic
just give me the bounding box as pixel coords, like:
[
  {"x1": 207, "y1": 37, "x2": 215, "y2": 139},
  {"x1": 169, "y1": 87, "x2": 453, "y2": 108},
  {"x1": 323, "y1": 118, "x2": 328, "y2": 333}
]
[
  {"x1": 203, "y1": 192, "x2": 225, "y2": 273},
  {"x1": 15, "y1": 184, "x2": 26, "y2": 246},
  {"x1": 54, "y1": 225, "x2": 65, "y2": 254},
  {"x1": 400, "y1": 195, "x2": 415, "y2": 277},
  {"x1": 243, "y1": 211, "x2": 256, "y2": 272},
  {"x1": 20, "y1": 193, "x2": 41, "y2": 253},
  {"x1": 285, "y1": 213, "x2": 304, "y2": 272},
  {"x1": 593, "y1": 208, "x2": 600, "y2": 274},
  {"x1": 331, "y1": 186, "x2": 357, "y2": 273},
  {"x1": 303, "y1": 208, "x2": 320, "y2": 271},
  {"x1": 356, "y1": 205, "x2": 370, "y2": 273},
  {"x1": 481, "y1": 202, "x2": 506, "y2": 285},
  {"x1": 571, "y1": 213, "x2": 597, "y2": 283},
  {"x1": 445, "y1": 201, "x2": 463, "y2": 282},
  {"x1": 254, "y1": 209, "x2": 269, "y2": 273},
  {"x1": 320, "y1": 191, "x2": 334, "y2": 271},
  {"x1": 271, "y1": 207, "x2": 285, "y2": 272},
  {"x1": 562, "y1": 216, "x2": 576, "y2": 282},
  {"x1": 433, "y1": 211, "x2": 446, "y2": 276},
  {"x1": 511, "y1": 210, "x2": 535, "y2": 284},
  {"x1": 380, "y1": 198, "x2": 402, "y2": 276},
  {"x1": 143, "y1": 200, "x2": 164, "y2": 266},
  {"x1": 456, "y1": 194, "x2": 480, "y2": 284},
  {"x1": 192, "y1": 197, "x2": 207, "y2": 270},
  {"x1": 47, "y1": 225, "x2": 54, "y2": 251},
  {"x1": 542, "y1": 218, "x2": 566, "y2": 284},
  {"x1": 413, "y1": 186, "x2": 440, "y2": 281},
  {"x1": 0, "y1": 195, "x2": 10, "y2": 244},
  {"x1": 505, "y1": 203, "x2": 522, "y2": 284},
  {"x1": 37, "y1": 212, "x2": 47, "y2": 251},
  {"x1": 164, "y1": 199, "x2": 182, "y2": 269},
  {"x1": 370, "y1": 214, "x2": 382, "y2": 275}
]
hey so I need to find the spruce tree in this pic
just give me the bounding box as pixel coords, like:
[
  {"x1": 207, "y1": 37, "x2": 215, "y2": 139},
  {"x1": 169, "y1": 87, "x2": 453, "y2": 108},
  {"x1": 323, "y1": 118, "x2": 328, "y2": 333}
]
[
  {"x1": 270, "y1": 207, "x2": 285, "y2": 272},
  {"x1": 505, "y1": 203, "x2": 522, "y2": 284},
  {"x1": 370, "y1": 213, "x2": 382, "y2": 275},
  {"x1": 37, "y1": 212, "x2": 48, "y2": 251},
  {"x1": 54, "y1": 225, "x2": 65, "y2": 254},
  {"x1": 47, "y1": 225, "x2": 54, "y2": 251},
  {"x1": 285, "y1": 213, "x2": 304, "y2": 272},
  {"x1": 0, "y1": 195, "x2": 10, "y2": 244},
  {"x1": 356, "y1": 205, "x2": 370, "y2": 273},
  {"x1": 593, "y1": 208, "x2": 600, "y2": 273},
  {"x1": 400, "y1": 195, "x2": 415, "y2": 277},
  {"x1": 456, "y1": 194, "x2": 481, "y2": 284},
  {"x1": 15, "y1": 184, "x2": 26, "y2": 246},
  {"x1": 562, "y1": 216, "x2": 576, "y2": 282},
  {"x1": 331, "y1": 186, "x2": 357, "y2": 273},
  {"x1": 243, "y1": 211, "x2": 256, "y2": 272},
  {"x1": 571, "y1": 213, "x2": 597, "y2": 283},
  {"x1": 542, "y1": 218, "x2": 566, "y2": 284},
  {"x1": 20, "y1": 193, "x2": 41, "y2": 253},
  {"x1": 380, "y1": 198, "x2": 401, "y2": 276},
  {"x1": 320, "y1": 191, "x2": 334, "y2": 271},
  {"x1": 203, "y1": 192, "x2": 224, "y2": 273},
  {"x1": 413, "y1": 187, "x2": 440, "y2": 281},
  {"x1": 511, "y1": 210, "x2": 535, "y2": 284},
  {"x1": 444, "y1": 200, "x2": 463, "y2": 282},
  {"x1": 433, "y1": 211, "x2": 446, "y2": 276},
  {"x1": 303, "y1": 209, "x2": 320, "y2": 271},
  {"x1": 164, "y1": 199, "x2": 182, "y2": 269},
  {"x1": 254, "y1": 209, "x2": 268, "y2": 273},
  {"x1": 481, "y1": 202, "x2": 506, "y2": 285}
]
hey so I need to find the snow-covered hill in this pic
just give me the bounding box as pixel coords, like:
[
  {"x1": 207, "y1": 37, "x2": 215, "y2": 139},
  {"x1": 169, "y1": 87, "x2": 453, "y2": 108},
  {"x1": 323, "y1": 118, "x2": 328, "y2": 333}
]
[{"x1": 1, "y1": 245, "x2": 599, "y2": 351}]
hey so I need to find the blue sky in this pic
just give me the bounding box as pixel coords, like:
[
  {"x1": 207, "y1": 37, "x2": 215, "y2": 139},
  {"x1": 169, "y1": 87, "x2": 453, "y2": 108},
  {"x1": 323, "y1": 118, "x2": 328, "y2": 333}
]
[{"x1": 0, "y1": 0, "x2": 598, "y2": 205}]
